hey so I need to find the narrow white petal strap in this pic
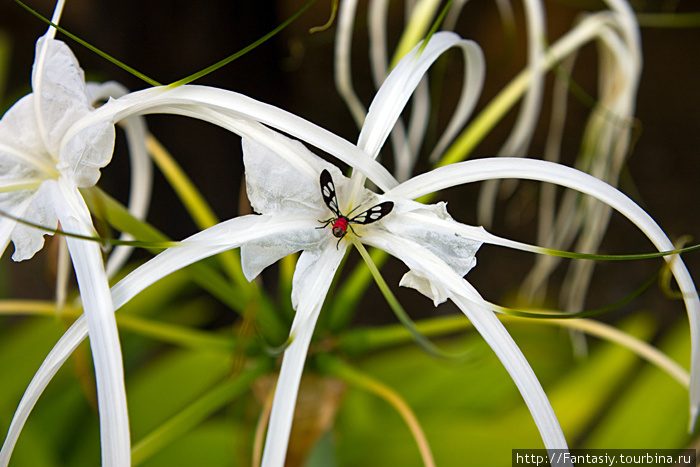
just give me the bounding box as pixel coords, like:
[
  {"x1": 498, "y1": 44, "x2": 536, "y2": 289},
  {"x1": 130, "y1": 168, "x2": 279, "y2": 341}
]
[{"x1": 390, "y1": 157, "x2": 700, "y2": 428}]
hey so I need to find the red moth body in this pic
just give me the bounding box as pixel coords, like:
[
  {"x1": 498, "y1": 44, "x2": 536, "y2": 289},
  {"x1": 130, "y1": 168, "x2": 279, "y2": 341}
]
[{"x1": 332, "y1": 217, "x2": 349, "y2": 238}]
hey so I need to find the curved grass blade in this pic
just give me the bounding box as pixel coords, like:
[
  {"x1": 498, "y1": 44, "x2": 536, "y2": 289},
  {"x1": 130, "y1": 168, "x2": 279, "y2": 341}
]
[
  {"x1": 13, "y1": 0, "x2": 161, "y2": 86},
  {"x1": 166, "y1": 0, "x2": 318, "y2": 88},
  {"x1": 0, "y1": 207, "x2": 179, "y2": 249}
]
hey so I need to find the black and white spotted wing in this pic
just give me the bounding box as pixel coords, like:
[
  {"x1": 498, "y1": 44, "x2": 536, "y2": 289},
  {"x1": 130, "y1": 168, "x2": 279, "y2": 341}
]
[
  {"x1": 319, "y1": 168, "x2": 393, "y2": 225},
  {"x1": 349, "y1": 201, "x2": 394, "y2": 225},
  {"x1": 320, "y1": 169, "x2": 341, "y2": 217}
]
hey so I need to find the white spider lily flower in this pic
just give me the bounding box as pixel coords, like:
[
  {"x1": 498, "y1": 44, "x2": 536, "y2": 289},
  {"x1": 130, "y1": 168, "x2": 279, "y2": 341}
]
[
  {"x1": 0, "y1": 4, "x2": 149, "y2": 465},
  {"x1": 4, "y1": 28, "x2": 698, "y2": 467},
  {"x1": 0, "y1": 37, "x2": 111, "y2": 260},
  {"x1": 97, "y1": 31, "x2": 574, "y2": 465},
  {"x1": 109, "y1": 126, "x2": 572, "y2": 465}
]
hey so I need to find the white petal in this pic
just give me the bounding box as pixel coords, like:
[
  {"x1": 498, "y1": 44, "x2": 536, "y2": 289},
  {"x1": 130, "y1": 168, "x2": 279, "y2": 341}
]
[
  {"x1": 0, "y1": 93, "x2": 56, "y2": 261},
  {"x1": 57, "y1": 117, "x2": 115, "y2": 187},
  {"x1": 451, "y1": 292, "x2": 572, "y2": 458},
  {"x1": 363, "y1": 229, "x2": 464, "y2": 308},
  {"x1": 112, "y1": 214, "x2": 300, "y2": 308},
  {"x1": 367, "y1": 0, "x2": 390, "y2": 88},
  {"x1": 361, "y1": 200, "x2": 482, "y2": 305},
  {"x1": 364, "y1": 229, "x2": 571, "y2": 455},
  {"x1": 32, "y1": 37, "x2": 92, "y2": 156},
  {"x1": 0, "y1": 317, "x2": 88, "y2": 466},
  {"x1": 52, "y1": 178, "x2": 130, "y2": 467},
  {"x1": 399, "y1": 270, "x2": 449, "y2": 306},
  {"x1": 261, "y1": 244, "x2": 346, "y2": 467},
  {"x1": 69, "y1": 86, "x2": 399, "y2": 192},
  {"x1": 8, "y1": 181, "x2": 58, "y2": 261},
  {"x1": 425, "y1": 40, "x2": 485, "y2": 164},
  {"x1": 358, "y1": 32, "x2": 484, "y2": 160},
  {"x1": 240, "y1": 217, "x2": 324, "y2": 282},
  {"x1": 242, "y1": 134, "x2": 339, "y2": 217},
  {"x1": 389, "y1": 157, "x2": 700, "y2": 428},
  {"x1": 0, "y1": 95, "x2": 54, "y2": 176},
  {"x1": 382, "y1": 199, "x2": 480, "y2": 278}
]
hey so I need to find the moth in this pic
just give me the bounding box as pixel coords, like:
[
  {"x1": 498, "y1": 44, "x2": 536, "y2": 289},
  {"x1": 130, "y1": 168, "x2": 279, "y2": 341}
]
[{"x1": 318, "y1": 169, "x2": 393, "y2": 246}]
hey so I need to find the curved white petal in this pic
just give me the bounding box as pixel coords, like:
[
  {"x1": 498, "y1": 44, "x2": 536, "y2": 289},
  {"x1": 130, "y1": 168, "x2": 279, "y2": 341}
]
[
  {"x1": 366, "y1": 0, "x2": 430, "y2": 181},
  {"x1": 450, "y1": 293, "x2": 572, "y2": 459},
  {"x1": 426, "y1": 41, "x2": 485, "y2": 164},
  {"x1": 65, "y1": 86, "x2": 399, "y2": 193},
  {"x1": 45, "y1": 0, "x2": 66, "y2": 38},
  {"x1": 399, "y1": 78, "x2": 430, "y2": 179},
  {"x1": 112, "y1": 215, "x2": 310, "y2": 309},
  {"x1": 53, "y1": 178, "x2": 130, "y2": 467},
  {"x1": 363, "y1": 230, "x2": 570, "y2": 455},
  {"x1": 358, "y1": 32, "x2": 484, "y2": 161},
  {"x1": 367, "y1": 0, "x2": 390, "y2": 88},
  {"x1": 32, "y1": 37, "x2": 92, "y2": 155},
  {"x1": 8, "y1": 181, "x2": 58, "y2": 261},
  {"x1": 497, "y1": 0, "x2": 546, "y2": 159},
  {"x1": 242, "y1": 134, "x2": 342, "y2": 217},
  {"x1": 240, "y1": 217, "x2": 324, "y2": 282},
  {"x1": 382, "y1": 199, "x2": 481, "y2": 281},
  {"x1": 261, "y1": 243, "x2": 346, "y2": 467},
  {"x1": 0, "y1": 94, "x2": 54, "y2": 175},
  {"x1": 389, "y1": 157, "x2": 700, "y2": 427},
  {"x1": 334, "y1": 0, "x2": 366, "y2": 127},
  {"x1": 0, "y1": 318, "x2": 87, "y2": 467}
]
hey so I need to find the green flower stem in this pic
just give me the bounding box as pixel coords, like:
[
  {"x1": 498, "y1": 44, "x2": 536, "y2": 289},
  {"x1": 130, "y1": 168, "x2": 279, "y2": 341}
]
[
  {"x1": 352, "y1": 239, "x2": 473, "y2": 359},
  {"x1": 116, "y1": 313, "x2": 235, "y2": 353},
  {"x1": 339, "y1": 309, "x2": 689, "y2": 390},
  {"x1": 523, "y1": 316, "x2": 690, "y2": 389},
  {"x1": 390, "y1": 0, "x2": 443, "y2": 69},
  {"x1": 0, "y1": 299, "x2": 235, "y2": 352},
  {"x1": 316, "y1": 354, "x2": 436, "y2": 467},
  {"x1": 338, "y1": 314, "x2": 472, "y2": 355},
  {"x1": 131, "y1": 360, "x2": 270, "y2": 466},
  {"x1": 636, "y1": 12, "x2": 700, "y2": 28},
  {"x1": 0, "y1": 300, "x2": 70, "y2": 317},
  {"x1": 327, "y1": 248, "x2": 388, "y2": 332}
]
